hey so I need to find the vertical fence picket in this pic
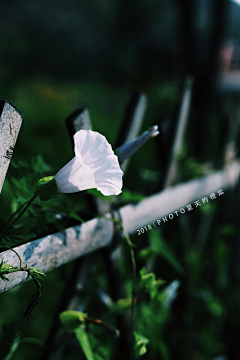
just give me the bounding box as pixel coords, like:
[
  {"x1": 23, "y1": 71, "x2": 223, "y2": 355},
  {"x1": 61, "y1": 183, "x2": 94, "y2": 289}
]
[
  {"x1": 0, "y1": 101, "x2": 23, "y2": 193},
  {"x1": 41, "y1": 108, "x2": 95, "y2": 360},
  {"x1": 115, "y1": 91, "x2": 147, "y2": 172},
  {"x1": 160, "y1": 79, "x2": 193, "y2": 189}
]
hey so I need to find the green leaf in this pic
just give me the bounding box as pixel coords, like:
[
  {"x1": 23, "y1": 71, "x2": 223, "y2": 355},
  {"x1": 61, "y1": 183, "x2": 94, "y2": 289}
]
[
  {"x1": 134, "y1": 331, "x2": 149, "y2": 357},
  {"x1": 40, "y1": 197, "x2": 85, "y2": 223},
  {"x1": 39, "y1": 196, "x2": 71, "y2": 213},
  {"x1": 11, "y1": 158, "x2": 30, "y2": 170},
  {"x1": 139, "y1": 268, "x2": 165, "y2": 299},
  {"x1": 0, "y1": 226, "x2": 36, "y2": 248},
  {"x1": 59, "y1": 311, "x2": 95, "y2": 359},
  {"x1": 0, "y1": 262, "x2": 14, "y2": 271},
  {"x1": 59, "y1": 310, "x2": 87, "y2": 331},
  {"x1": 140, "y1": 230, "x2": 183, "y2": 275},
  {"x1": 31, "y1": 155, "x2": 52, "y2": 174},
  {"x1": 0, "y1": 261, "x2": 18, "y2": 281},
  {"x1": 87, "y1": 189, "x2": 114, "y2": 202},
  {"x1": 110, "y1": 298, "x2": 132, "y2": 313},
  {"x1": 29, "y1": 267, "x2": 46, "y2": 280},
  {"x1": 10, "y1": 176, "x2": 32, "y2": 203},
  {"x1": 120, "y1": 189, "x2": 145, "y2": 202},
  {"x1": 75, "y1": 326, "x2": 95, "y2": 360},
  {"x1": 11, "y1": 155, "x2": 52, "y2": 176},
  {"x1": 68, "y1": 212, "x2": 85, "y2": 223}
]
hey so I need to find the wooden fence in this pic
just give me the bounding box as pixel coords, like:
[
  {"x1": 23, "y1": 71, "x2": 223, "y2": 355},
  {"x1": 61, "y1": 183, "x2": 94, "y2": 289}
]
[{"x1": 1, "y1": 84, "x2": 240, "y2": 296}]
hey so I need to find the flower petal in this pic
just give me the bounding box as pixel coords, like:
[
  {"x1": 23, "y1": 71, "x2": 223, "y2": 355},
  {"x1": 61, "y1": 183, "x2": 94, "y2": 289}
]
[
  {"x1": 54, "y1": 157, "x2": 97, "y2": 193},
  {"x1": 94, "y1": 154, "x2": 123, "y2": 195},
  {"x1": 74, "y1": 130, "x2": 115, "y2": 166},
  {"x1": 54, "y1": 130, "x2": 123, "y2": 196}
]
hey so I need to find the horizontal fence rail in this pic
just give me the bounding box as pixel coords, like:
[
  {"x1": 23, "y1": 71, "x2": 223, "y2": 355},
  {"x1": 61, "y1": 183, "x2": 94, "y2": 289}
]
[{"x1": 0, "y1": 160, "x2": 240, "y2": 293}]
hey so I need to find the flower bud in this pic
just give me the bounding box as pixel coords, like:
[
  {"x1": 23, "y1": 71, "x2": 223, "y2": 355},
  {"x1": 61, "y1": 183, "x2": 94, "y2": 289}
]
[
  {"x1": 35, "y1": 176, "x2": 58, "y2": 201},
  {"x1": 116, "y1": 125, "x2": 159, "y2": 162}
]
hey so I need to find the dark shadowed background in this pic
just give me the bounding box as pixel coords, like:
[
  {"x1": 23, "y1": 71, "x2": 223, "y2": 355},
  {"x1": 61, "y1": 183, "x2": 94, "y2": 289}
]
[{"x1": 1, "y1": 1, "x2": 240, "y2": 359}]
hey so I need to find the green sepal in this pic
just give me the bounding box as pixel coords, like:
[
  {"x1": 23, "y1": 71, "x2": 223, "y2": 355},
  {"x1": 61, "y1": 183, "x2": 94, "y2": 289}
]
[{"x1": 34, "y1": 176, "x2": 58, "y2": 201}]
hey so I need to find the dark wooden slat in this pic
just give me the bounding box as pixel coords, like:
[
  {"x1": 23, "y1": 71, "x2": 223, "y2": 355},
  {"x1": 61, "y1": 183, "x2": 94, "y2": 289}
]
[
  {"x1": 160, "y1": 78, "x2": 193, "y2": 189},
  {"x1": 115, "y1": 91, "x2": 147, "y2": 173}
]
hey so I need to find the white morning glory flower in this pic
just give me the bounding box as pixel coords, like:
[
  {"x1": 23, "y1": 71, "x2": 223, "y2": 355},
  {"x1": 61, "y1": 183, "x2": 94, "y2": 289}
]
[{"x1": 54, "y1": 130, "x2": 123, "y2": 196}]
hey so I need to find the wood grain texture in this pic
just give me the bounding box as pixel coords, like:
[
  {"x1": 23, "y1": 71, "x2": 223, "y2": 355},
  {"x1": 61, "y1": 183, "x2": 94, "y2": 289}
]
[{"x1": 0, "y1": 101, "x2": 22, "y2": 193}]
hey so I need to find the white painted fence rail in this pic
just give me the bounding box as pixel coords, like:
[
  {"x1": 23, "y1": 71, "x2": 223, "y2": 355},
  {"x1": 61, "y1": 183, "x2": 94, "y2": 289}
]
[{"x1": 0, "y1": 160, "x2": 239, "y2": 293}]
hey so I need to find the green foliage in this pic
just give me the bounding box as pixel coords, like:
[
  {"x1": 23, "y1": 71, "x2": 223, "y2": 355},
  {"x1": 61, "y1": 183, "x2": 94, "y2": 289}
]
[
  {"x1": 60, "y1": 310, "x2": 87, "y2": 331},
  {"x1": 0, "y1": 262, "x2": 14, "y2": 281},
  {"x1": 133, "y1": 331, "x2": 150, "y2": 357},
  {"x1": 119, "y1": 189, "x2": 145, "y2": 202},
  {"x1": 109, "y1": 298, "x2": 132, "y2": 314},
  {"x1": 75, "y1": 326, "x2": 95, "y2": 360},
  {"x1": 28, "y1": 267, "x2": 46, "y2": 281},
  {"x1": 10, "y1": 176, "x2": 34, "y2": 204},
  {"x1": 139, "y1": 267, "x2": 165, "y2": 299},
  {"x1": 60, "y1": 311, "x2": 95, "y2": 360},
  {"x1": 0, "y1": 217, "x2": 36, "y2": 248},
  {"x1": 11, "y1": 155, "x2": 52, "y2": 176},
  {"x1": 0, "y1": 251, "x2": 46, "y2": 320},
  {"x1": 87, "y1": 189, "x2": 114, "y2": 202},
  {"x1": 140, "y1": 229, "x2": 184, "y2": 275},
  {"x1": 0, "y1": 77, "x2": 239, "y2": 360}
]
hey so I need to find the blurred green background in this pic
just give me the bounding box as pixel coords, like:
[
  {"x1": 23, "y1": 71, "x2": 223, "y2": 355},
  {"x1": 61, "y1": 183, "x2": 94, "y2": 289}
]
[{"x1": 1, "y1": 0, "x2": 240, "y2": 359}]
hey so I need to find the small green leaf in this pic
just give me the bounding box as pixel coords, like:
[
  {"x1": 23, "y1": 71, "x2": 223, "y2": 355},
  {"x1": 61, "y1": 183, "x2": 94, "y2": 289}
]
[
  {"x1": 134, "y1": 331, "x2": 149, "y2": 356},
  {"x1": 31, "y1": 155, "x2": 52, "y2": 174},
  {"x1": 29, "y1": 267, "x2": 46, "y2": 280},
  {"x1": 110, "y1": 298, "x2": 132, "y2": 313},
  {"x1": 10, "y1": 177, "x2": 32, "y2": 203},
  {"x1": 0, "y1": 263, "x2": 14, "y2": 271},
  {"x1": 59, "y1": 310, "x2": 87, "y2": 331},
  {"x1": 139, "y1": 268, "x2": 165, "y2": 299}
]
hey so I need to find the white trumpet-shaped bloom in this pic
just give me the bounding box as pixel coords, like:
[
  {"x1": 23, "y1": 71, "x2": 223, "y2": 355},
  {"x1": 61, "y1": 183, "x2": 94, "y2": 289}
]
[{"x1": 54, "y1": 130, "x2": 123, "y2": 196}]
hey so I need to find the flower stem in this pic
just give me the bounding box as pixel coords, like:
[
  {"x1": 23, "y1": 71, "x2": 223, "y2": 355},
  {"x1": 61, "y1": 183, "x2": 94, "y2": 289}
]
[
  {"x1": 10, "y1": 195, "x2": 37, "y2": 226},
  {"x1": 7, "y1": 203, "x2": 25, "y2": 225},
  {"x1": 99, "y1": 215, "x2": 137, "y2": 357},
  {"x1": 123, "y1": 228, "x2": 137, "y2": 357}
]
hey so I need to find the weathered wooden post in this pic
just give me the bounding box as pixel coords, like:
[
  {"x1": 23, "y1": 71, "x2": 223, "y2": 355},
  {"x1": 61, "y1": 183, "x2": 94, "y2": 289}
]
[{"x1": 0, "y1": 101, "x2": 23, "y2": 193}]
